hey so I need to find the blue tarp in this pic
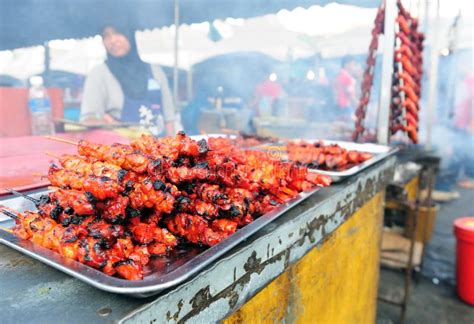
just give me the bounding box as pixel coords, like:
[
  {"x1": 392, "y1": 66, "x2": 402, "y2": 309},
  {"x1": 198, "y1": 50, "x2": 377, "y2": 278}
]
[{"x1": 0, "y1": 0, "x2": 380, "y2": 50}]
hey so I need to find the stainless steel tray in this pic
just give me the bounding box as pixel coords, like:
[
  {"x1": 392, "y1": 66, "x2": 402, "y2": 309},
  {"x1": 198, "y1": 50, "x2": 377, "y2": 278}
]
[
  {"x1": 255, "y1": 140, "x2": 398, "y2": 182},
  {"x1": 0, "y1": 187, "x2": 320, "y2": 297}
]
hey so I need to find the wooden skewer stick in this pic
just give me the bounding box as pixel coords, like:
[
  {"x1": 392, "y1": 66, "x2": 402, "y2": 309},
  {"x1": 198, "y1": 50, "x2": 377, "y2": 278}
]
[
  {"x1": 32, "y1": 172, "x2": 46, "y2": 178},
  {"x1": 44, "y1": 151, "x2": 61, "y2": 159},
  {"x1": 221, "y1": 128, "x2": 239, "y2": 135},
  {"x1": 0, "y1": 226, "x2": 13, "y2": 234},
  {"x1": 44, "y1": 136, "x2": 78, "y2": 146}
]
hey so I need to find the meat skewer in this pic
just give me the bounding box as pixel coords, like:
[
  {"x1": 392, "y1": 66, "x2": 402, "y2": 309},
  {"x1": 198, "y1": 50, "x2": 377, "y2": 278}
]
[
  {"x1": 44, "y1": 136, "x2": 78, "y2": 146},
  {"x1": 285, "y1": 141, "x2": 373, "y2": 171},
  {"x1": 352, "y1": 4, "x2": 385, "y2": 141},
  {"x1": 2, "y1": 132, "x2": 333, "y2": 281},
  {"x1": 0, "y1": 205, "x2": 177, "y2": 280}
]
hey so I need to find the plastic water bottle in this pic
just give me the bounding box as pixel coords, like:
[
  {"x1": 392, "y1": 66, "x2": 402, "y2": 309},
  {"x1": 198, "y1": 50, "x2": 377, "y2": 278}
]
[{"x1": 28, "y1": 76, "x2": 55, "y2": 135}]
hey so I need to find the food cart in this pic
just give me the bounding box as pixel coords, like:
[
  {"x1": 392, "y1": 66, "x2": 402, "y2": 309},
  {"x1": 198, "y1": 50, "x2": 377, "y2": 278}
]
[
  {"x1": 0, "y1": 0, "x2": 439, "y2": 322},
  {"x1": 0, "y1": 152, "x2": 395, "y2": 322}
]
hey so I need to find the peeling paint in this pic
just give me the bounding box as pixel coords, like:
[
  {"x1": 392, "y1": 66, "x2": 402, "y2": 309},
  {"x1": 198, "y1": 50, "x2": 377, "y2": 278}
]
[
  {"x1": 166, "y1": 299, "x2": 184, "y2": 321},
  {"x1": 179, "y1": 250, "x2": 289, "y2": 323},
  {"x1": 243, "y1": 251, "x2": 262, "y2": 274},
  {"x1": 189, "y1": 286, "x2": 211, "y2": 312},
  {"x1": 2, "y1": 257, "x2": 37, "y2": 269},
  {"x1": 227, "y1": 291, "x2": 239, "y2": 309}
]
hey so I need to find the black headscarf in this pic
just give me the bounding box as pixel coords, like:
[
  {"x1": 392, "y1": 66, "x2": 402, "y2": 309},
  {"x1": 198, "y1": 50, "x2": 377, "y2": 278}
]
[{"x1": 103, "y1": 25, "x2": 149, "y2": 99}]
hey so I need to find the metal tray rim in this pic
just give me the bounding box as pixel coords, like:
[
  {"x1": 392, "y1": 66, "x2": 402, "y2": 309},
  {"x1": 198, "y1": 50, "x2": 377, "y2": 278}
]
[
  {"x1": 0, "y1": 186, "x2": 320, "y2": 297},
  {"x1": 308, "y1": 146, "x2": 399, "y2": 180}
]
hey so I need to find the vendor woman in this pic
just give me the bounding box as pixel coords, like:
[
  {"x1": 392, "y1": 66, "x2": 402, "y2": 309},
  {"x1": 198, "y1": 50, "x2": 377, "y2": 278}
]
[{"x1": 80, "y1": 25, "x2": 176, "y2": 136}]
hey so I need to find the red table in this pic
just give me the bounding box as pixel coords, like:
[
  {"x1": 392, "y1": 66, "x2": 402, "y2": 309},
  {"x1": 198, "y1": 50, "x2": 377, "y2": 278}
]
[{"x1": 0, "y1": 130, "x2": 128, "y2": 195}]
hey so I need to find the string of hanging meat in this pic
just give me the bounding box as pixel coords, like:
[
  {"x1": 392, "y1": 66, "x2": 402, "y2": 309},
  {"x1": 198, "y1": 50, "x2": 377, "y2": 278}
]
[
  {"x1": 390, "y1": 0, "x2": 424, "y2": 143},
  {"x1": 352, "y1": 5, "x2": 385, "y2": 142}
]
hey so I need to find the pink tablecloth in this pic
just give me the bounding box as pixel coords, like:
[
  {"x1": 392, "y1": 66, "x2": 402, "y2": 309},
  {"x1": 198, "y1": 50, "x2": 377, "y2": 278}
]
[{"x1": 0, "y1": 130, "x2": 128, "y2": 195}]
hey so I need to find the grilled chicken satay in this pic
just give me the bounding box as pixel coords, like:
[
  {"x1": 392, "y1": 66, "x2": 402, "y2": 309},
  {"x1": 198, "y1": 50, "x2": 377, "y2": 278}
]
[
  {"x1": 11, "y1": 203, "x2": 124, "y2": 248},
  {"x1": 166, "y1": 164, "x2": 218, "y2": 184},
  {"x1": 25, "y1": 131, "x2": 335, "y2": 279},
  {"x1": 77, "y1": 132, "x2": 207, "y2": 174},
  {"x1": 175, "y1": 185, "x2": 260, "y2": 222},
  {"x1": 55, "y1": 154, "x2": 145, "y2": 187},
  {"x1": 175, "y1": 196, "x2": 220, "y2": 219},
  {"x1": 287, "y1": 141, "x2": 372, "y2": 171},
  {"x1": 95, "y1": 196, "x2": 130, "y2": 224},
  {"x1": 57, "y1": 154, "x2": 122, "y2": 177},
  {"x1": 165, "y1": 213, "x2": 237, "y2": 246},
  {"x1": 127, "y1": 220, "x2": 178, "y2": 254},
  {"x1": 77, "y1": 140, "x2": 151, "y2": 173},
  {"x1": 1, "y1": 207, "x2": 166, "y2": 280},
  {"x1": 45, "y1": 189, "x2": 96, "y2": 216},
  {"x1": 175, "y1": 187, "x2": 260, "y2": 223},
  {"x1": 49, "y1": 163, "x2": 176, "y2": 215},
  {"x1": 128, "y1": 178, "x2": 176, "y2": 213},
  {"x1": 131, "y1": 132, "x2": 209, "y2": 161},
  {"x1": 48, "y1": 166, "x2": 122, "y2": 200},
  {"x1": 49, "y1": 202, "x2": 178, "y2": 256},
  {"x1": 4, "y1": 208, "x2": 109, "y2": 272},
  {"x1": 26, "y1": 187, "x2": 126, "y2": 226}
]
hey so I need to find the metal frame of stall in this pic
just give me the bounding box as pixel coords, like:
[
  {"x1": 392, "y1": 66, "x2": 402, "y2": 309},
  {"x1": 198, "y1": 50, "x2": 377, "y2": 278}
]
[
  {"x1": 379, "y1": 159, "x2": 438, "y2": 323},
  {"x1": 0, "y1": 0, "x2": 442, "y2": 321},
  {"x1": 375, "y1": 0, "x2": 441, "y2": 322},
  {"x1": 0, "y1": 156, "x2": 397, "y2": 323}
]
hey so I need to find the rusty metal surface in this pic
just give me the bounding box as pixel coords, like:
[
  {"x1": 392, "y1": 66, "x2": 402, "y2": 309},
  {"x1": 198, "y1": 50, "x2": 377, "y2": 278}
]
[
  {"x1": 222, "y1": 191, "x2": 385, "y2": 323},
  {"x1": 0, "y1": 156, "x2": 395, "y2": 324}
]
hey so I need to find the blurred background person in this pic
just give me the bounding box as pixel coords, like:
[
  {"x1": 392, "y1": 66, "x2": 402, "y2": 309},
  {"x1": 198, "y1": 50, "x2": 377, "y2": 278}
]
[
  {"x1": 451, "y1": 72, "x2": 474, "y2": 188},
  {"x1": 251, "y1": 74, "x2": 286, "y2": 117},
  {"x1": 333, "y1": 56, "x2": 359, "y2": 121},
  {"x1": 80, "y1": 24, "x2": 176, "y2": 136}
]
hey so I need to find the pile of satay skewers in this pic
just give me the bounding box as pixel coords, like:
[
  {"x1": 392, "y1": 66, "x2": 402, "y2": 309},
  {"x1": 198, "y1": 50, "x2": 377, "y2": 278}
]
[
  {"x1": 1, "y1": 132, "x2": 331, "y2": 280},
  {"x1": 286, "y1": 141, "x2": 373, "y2": 171}
]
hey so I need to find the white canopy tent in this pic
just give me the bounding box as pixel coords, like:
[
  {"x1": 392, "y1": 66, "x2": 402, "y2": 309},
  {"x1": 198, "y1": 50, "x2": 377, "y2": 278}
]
[
  {"x1": 138, "y1": 3, "x2": 377, "y2": 68},
  {"x1": 0, "y1": 0, "x2": 472, "y2": 81},
  {"x1": 0, "y1": 3, "x2": 379, "y2": 79}
]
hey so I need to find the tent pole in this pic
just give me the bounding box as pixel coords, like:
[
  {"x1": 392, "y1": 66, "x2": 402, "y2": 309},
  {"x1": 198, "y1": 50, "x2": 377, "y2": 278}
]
[
  {"x1": 425, "y1": 0, "x2": 440, "y2": 150},
  {"x1": 173, "y1": 0, "x2": 180, "y2": 110},
  {"x1": 376, "y1": 0, "x2": 396, "y2": 145},
  {"x1": 44, "y1": 41, "x2": 50, "y2": 86},
  {"x1": 187, "y1": 66, "x2": 193, "y2": 101},
  {"x1": 446, "y1": 12, "x2": 461, "y2": 119}
]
